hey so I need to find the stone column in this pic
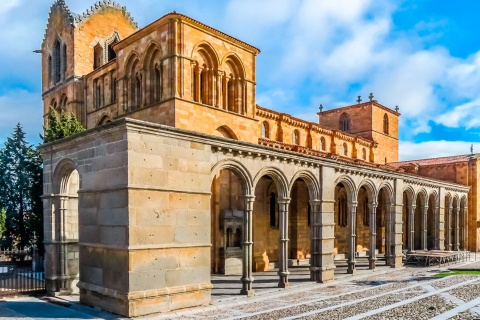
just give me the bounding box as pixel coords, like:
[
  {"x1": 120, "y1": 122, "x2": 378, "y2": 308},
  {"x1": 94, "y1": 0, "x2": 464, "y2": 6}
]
[
  {"x1": 347, "y1": 201, "x2": 357, "y2": 274},
  {"x1": 453, "y1": 206, "x2": 460, "y2": 251},
  {"x1": 243, "y1": 81, "x2": 247, "y2": 115},
  {"x1": 408, "y1": 205, "x2": 416, "y2": 252},
  {"x1": 211, "y1": 69, "x2": 216, "y2": 107},
  {"x1": 278, "y1": 198, "x2": 291, "y2": 288},
  {"x1": 446, "y1": 206, "x2": 452, "y2": 250},
  {"x1": 240, "y1": 195, "x2": 255, "y2": 296},
  {"x1": 460, "y1": 206, "x2": 468, "y2": 251},
  {"x1": 309, "y1": 199, "x2": 321, "y2": 281},
  {"x1": 216, "y1": 71, "x2": 223, "y2": 108},
  {"x1": 196, "y1": 66, "x2": 201, "y2": 103},
  {"x1": 369, "y1": 203, "x2": 377, "y2": 269},
  {"x1": 422, "y1": 206, "x2": 428, "y2": 250}
]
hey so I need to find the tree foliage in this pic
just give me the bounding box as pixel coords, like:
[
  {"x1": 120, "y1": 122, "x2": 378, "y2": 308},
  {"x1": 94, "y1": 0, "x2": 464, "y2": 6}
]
[
  {"x1": 0, "y1": 124, "x2": 43, "y2": 250},
  {"x1": 41, "y1": 107, "x2": 85, "y2": 143}
]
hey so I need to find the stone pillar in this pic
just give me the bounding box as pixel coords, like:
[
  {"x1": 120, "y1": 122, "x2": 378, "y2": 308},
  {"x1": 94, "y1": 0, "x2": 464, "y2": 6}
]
[
  {"x1": 446, "y1": 206, "x2": 452, "y2": 250},
  {"x1": 408, "y1": 205, "x2": 416, "y2": 252},
  {"x1": 454, "y1": 206, "x2": 460, "y2": 251},
  {"x1": 461, "y1": 206, "x2": 468, "y2": 251},
  {"x1": 243, "y1": 80, "x2": 247, "y2": 115},
  {"x1": 368, "y1": 203, "x2": 377, "y2": 269},
  {"x1": 195, "y1": 66, "x2": 201, "y2": 103},
  {"x1": 211, "y1": 69, "x2": 216, "y2": 107},
  {"x1": 309, "y1": 199, "x2": 321, "y2": 281},
  {"x1": 347, "y1": 201, "x2": 357, "y2": 274},
  {"x1": 240, "y1": 195, "x2": 255, "y2": 296},
  {"x1": 278, "y1": 198, "x2": 290, "y2": 288},
  {"x1": 422, "y1": 206, "x2": 428, "y2": 250},
  {"x1": 317, "y1": 166, "x2": 336, "y2": 282}
]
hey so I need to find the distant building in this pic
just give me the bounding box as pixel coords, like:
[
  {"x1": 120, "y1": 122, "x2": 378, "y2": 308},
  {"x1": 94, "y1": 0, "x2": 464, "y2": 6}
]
[{"x1": 41, "y1": 0, "x2": 470, "y2": 317}]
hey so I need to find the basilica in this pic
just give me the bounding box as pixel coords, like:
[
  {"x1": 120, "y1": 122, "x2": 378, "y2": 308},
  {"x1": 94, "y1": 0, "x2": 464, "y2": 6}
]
[{"x1": 41, "y1": 1, "x2": 472, "y2": 317}]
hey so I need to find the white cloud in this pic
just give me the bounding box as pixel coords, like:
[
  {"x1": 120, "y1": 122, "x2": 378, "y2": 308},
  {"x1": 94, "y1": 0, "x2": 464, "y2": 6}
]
[
  {"x1": 0, "y1": 0, "x2": 21, "y2": 17},
  {"x1": 399, "y1": 140, "x2": 474, "y2": 161}
]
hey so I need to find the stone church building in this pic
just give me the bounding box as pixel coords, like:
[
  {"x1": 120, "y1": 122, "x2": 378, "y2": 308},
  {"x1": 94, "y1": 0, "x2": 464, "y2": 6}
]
[{"x1": 40, "y1": 0, "x2": 471, "y2": 317}]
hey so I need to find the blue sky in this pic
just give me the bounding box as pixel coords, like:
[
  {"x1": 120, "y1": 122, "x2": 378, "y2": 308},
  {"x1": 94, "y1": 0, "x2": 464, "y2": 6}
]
[{"x1": 2, "y1": 0, "x2": 480, "y2": 160}]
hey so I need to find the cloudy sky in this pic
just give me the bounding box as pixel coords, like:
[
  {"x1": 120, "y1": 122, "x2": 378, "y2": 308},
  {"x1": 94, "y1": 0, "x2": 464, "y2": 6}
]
[{"x1": 2, "y1": 0, "x2": 480, "y2": 160}]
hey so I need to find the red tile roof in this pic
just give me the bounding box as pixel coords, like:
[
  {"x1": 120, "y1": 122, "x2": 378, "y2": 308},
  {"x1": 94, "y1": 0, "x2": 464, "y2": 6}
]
[{"x1": 389, "y1": 154, "x2": 474, "y2": 168}]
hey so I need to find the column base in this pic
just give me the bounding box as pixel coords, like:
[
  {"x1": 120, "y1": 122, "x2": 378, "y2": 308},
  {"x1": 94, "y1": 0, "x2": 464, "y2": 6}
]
[
  {"x1": 347, "y1": 262, "x2": 356, "y2": 274},
  {"x1": 368, "y1": 259, "x2": 376, "y2": 269},
  {"x1": 278, "y1": 282, "x2": 290, "y2": 288},
  {"x1": 240, "y1": 289, "x2": 255, "y2": 297},
  {"x1": 317, "y1": 268, "x2": 335, "y2": 283}
]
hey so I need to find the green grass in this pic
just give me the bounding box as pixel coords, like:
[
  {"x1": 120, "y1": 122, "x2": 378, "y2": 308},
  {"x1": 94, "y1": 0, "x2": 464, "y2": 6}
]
[{"x1": 435, "y1": 270, "x2": 480, "y2": 277}]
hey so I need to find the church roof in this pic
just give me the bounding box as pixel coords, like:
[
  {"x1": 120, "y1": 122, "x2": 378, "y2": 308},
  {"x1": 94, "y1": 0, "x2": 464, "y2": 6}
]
[{"x1": 389, "y1": 154, "x2": 475, "y2": 168}]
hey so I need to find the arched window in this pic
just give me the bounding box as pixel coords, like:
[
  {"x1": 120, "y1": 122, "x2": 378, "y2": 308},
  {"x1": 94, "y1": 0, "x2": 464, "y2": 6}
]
[
  {"x1": 320, "y1": 137, "x2": 326, "y2": 151},
  {"x1": 59, "y1": 94, "x2": 67, "y2": 111},
  {"x1": 51, "y1": 99, "x2": 57, "y2": 111},
  {"x1": 270, "y1": 193, "x2": 277, "y2": 227},
  {"x1": 340, "y1": 113, "x2": 350, "y2": 132},
  {"x1": 383, "y1": 114, "x2": 389, "y2": 135},
  {"x1": 200, "y1": 66, "x2": 210, "y2": 105},
  {"x1": 53, "y1": 39, "x2": 61, "y2": 83},
  {"x1": 154, "y1": 63, "x2": 162, "y2": 102},
  {"x1": 226, "y1": 228, "x2": 232, "y2": 247},
  {"x1": 341, "y1": 143, "x2": 348, "y2": 156},
  {"x1": 227, "y1": 77, "x2": 235, "y2": 111},
  {"x1": 362, "y1": 148, "x2": 366, "y2": 160},
  {"x1": 94, "y1": 79, "x2": 103, "y2": 109},
  {"x1": 261, "y1": 121, "x2": 269, "y2": 138},
  {"x1": 93, "y1": 43, "x2": 103, "y2": 70},
  {"x1": 293, "y1": 130, "x2": 300, "y2": 145},
  {"x1": 234, "y1": 228, "x2": 242, "y2": 247}
]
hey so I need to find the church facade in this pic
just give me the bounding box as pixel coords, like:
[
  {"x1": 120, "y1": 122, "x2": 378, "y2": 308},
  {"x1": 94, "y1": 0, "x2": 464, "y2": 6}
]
[{"x1": 40, "y1": 1, "x2": 470, "y2": 317}]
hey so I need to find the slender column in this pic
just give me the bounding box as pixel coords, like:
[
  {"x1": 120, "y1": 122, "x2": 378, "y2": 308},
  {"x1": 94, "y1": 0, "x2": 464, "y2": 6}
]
[
  {"x1": 278, "y1": 198, "x2": 290, "y2": 288},
  {"x1": 422, "y1": 206, "x2": 428, "y2": 250},
  {"x1": 211, "y1": 69, "x2": 216, "y2": 107},
  {"x1": 460, "y1": 206, "x2": 467, "y2": 250},
  {"x1": 309, "y1": 199, "x2": 321, "y2": 281},
  {"x1": 243, "y1": 80, "x2": 247, "y2": 115},
  {"x1": 347, "y1": 201, "x2": 357, "y2": 274},
  {"x1": 408, "y1": 205, "x2": 416, "y2": 252},
  {"x1": 447, "y1": 206, "x2": 452, "y2": 250},
  {"x1": 196, "y1": 66, "x2": 201, "y2": 102},
  {"x1": 58, "y1": 196, "x2": 69, "y2": 291},
  {"x1": 216, "y1": 71, "x2": 223, "y2": 108},
  {"x1": 368, "y1": 203, "x2": 378, "y2": 269},
  {"x1": 240, "y1": 195, "x2": 255, "y2": 296},
  {"x1": 464, "y1": 206, "x2": 468, "y2": 251},
  {"x1": 454, "y1": 207, "x2": 460, "y2": 251}
]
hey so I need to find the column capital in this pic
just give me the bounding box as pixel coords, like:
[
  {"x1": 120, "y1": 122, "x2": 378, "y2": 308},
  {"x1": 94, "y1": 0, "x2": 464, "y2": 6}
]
[
  {"x1": 278, "y1": 197, "x2": 291, "y2": 204},
  {"x1": 243, "y1": 195, "x2": 255, "y2": 202}
]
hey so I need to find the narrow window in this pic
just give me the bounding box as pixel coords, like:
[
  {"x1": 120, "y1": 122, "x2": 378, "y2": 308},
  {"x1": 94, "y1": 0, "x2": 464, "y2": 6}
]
[
  {"x1": 363, "y1": 200, "x2": 369, "y2": 226},
  {"x1": 270, "y1": 193, "x2": 277, "y2": 227},
  {"x1": 107, "y1": 42, "x2": 116, "y2": 61},
  {"x1": 362, "y1": 148, "x2": 366, "y2": 160},
  {"x1": 261, "y1": 121, "x2": 269, "y2": 138},
  {"x1": 111, "y1": 77, "x2": 117, "y2": 102},
  {"x1": 154, "y1": 63, "x2": 162, "y2": 102},
  {"x1": 343, "y1": 143, "x2": 348, "y2": 156},
  {"x1": 93, "y1": 43, "x2": 103, "y2": 69},
  {"x1": 200, "y1": 67, "x2": 207, "y2": 104},
  {"x1": 53, "y1": 39, "x2": 61, "y2": 83},
  {"x1": 227, "y1": 78, "x2": 235, "y2": 111},
  {"x1": 320, "y1": 137, "x2": 326, "y2": 151},
  {"x1": 293, "y1": 130, "x2": 299, "y2": 145},
  {"x1": 135, "y1": 73, "x2": 142, "y2": 108},
  {"x1": 48, "y1": 55, "x2": 52, "y2": 84},
  {"x1": 338, "y1": 195, "x2": 348, "y2": 227},
  {"x1": 340, "y1": 113, "x2": 350, "y2": 132},
  {"x1": 383, "y1": 114, "x2": 389, "y2": 134},
  {"x1": 234, "y1": 228, "x2": 242, "y2": 247},
  {"x1": 226, "y1": 228, "x2": 232, "y2": 247}
]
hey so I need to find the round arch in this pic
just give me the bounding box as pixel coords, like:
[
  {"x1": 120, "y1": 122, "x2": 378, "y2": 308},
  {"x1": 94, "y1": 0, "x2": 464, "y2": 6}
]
[
  {"x1": 142, "y1": 41, "x2": 163, "y2": 69},
  {"x1": 334, "y1": 175, "x2": 357, "y2": 203},
  {"x1": 210, "y1": 158, "x2": 253, "y2": 196},
  {"x1": 191, "y1": 41, "x2": 219, "y2": 69},
  {"x1": 403, "y1": 185, "x2": 416, "y2": 204},
  {"x1": 357, "y1": 179, "x2": 378, "y2": 204},
  {"x1": 52, "y1": 158, "x2": 78, "y2": 195},
  {"x1": 221, "y1": 52, "x2": 246, "y2": 79},
  {"x1": 253, "y1": 167, "x2": 289, "y2": 199},
  {"x1": 288, "y1": 170, "x2": 320, "y2": 200}
]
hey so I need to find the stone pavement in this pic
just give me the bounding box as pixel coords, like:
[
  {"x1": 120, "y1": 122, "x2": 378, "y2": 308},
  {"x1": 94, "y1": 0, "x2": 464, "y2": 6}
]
[{"x1": 2, "y1": 257, "x2": 480, "y2": 319}]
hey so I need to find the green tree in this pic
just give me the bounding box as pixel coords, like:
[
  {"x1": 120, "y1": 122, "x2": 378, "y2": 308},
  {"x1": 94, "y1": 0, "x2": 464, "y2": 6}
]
[
  {"x1": 0, "y1": 124, "x2": 43, "y2": 249},
  {"x1": 41, "y1": 107, "x2": 85, "y2": 143}
]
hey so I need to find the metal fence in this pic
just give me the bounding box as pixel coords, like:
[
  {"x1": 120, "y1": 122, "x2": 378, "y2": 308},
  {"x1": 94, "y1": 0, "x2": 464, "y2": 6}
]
[{"x1": 0, "y1": 248, "x2": 45, "y2": 296}]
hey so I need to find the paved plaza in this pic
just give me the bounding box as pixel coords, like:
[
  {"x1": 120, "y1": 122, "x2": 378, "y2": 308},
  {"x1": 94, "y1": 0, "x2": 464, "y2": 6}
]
[{"x1": 3, "y1": 258, "x2": 480, "y2": 319}]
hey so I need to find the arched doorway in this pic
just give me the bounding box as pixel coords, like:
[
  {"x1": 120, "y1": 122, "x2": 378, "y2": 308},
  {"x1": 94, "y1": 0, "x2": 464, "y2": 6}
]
[
  {"x1": 444, "y1": 194, "x2": 452, "y2": 250},
  {"x1": 460, "y1": 196, "x2": 467, "y2": 250},
  {"x1": 334, "y1": 181, "x2": 355, "y2": 273},
  {"x1": 377, "y1": 186, "x2": 393, "y2": 265},
  {"x1": 45, "y1": 160, "x2": 80, "y2": 294},
  {"x1": 252, "y1": 169, "x2": 289, "y2": 287},
  {"x1": 210, "y1": 160, "x2": 254, "y2": 295},
  {"x1": 414, "y1": 191, "x2": 427, "y2": 250}
]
